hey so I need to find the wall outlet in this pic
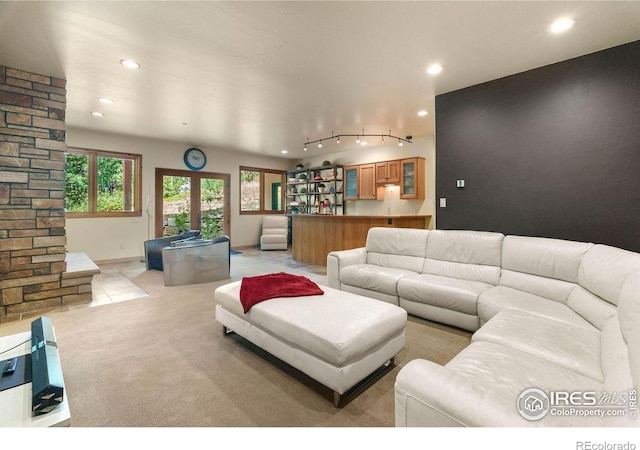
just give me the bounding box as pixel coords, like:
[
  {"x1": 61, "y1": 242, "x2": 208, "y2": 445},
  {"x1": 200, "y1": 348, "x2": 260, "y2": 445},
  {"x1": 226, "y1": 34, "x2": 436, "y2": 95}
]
[
  {"x1": 456, "y1": 179, "x2": 465, "y2": 188},
  {"x1": 439, "y1": 198, "x2": 447, "y2": 208}
]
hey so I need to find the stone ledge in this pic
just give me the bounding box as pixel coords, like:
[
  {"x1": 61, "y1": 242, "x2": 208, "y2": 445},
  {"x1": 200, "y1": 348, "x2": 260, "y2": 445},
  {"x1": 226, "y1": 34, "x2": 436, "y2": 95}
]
[{"x1": 62, "y1": 252, "x2": 100, "y2": 278}]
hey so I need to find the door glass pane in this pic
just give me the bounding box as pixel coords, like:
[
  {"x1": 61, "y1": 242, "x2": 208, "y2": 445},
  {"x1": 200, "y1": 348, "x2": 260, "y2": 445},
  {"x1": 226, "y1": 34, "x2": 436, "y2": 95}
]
[
  {"x1": 200, "y1": 177, "x2": 225, "y2": 239},
  {"x1": 162, "y1": 175, "x2": 191, "y2": 236},
  {"x1": 403, "y1": 162, "x2": 415, "y2": 195},
  {"x1": 346, "y1": 168, "x2": 358, "y2": 198}
]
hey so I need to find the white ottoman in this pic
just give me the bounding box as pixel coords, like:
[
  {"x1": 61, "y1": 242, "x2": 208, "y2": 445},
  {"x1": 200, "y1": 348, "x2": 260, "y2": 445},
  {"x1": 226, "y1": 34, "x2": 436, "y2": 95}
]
[{"x1": 214, "y1": 280, "x2": 407, "y2": 406}]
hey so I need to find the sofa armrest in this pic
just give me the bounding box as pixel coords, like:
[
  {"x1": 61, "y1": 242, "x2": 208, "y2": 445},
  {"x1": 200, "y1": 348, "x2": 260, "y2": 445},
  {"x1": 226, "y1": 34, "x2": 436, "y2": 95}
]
[
  {"x1": 395, "y1": 359, "x2": 524, "y2": 427},
  {"x1": 327, "y1": 247, "x2": 367, "y2": 289}
]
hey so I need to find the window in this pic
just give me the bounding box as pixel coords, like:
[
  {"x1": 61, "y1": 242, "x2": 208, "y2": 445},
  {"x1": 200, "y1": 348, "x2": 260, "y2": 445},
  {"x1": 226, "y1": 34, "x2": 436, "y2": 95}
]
[
  {"x1": 65, "y1": 148, "x2": 142, "y2": 217},
  {"x1": 239, "y1": 166, "x2": 285, "y2": 214}
]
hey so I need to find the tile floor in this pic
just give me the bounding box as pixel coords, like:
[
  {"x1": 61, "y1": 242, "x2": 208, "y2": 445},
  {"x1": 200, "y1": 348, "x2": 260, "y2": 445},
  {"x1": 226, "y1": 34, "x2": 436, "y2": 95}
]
[{"x1": 90, "y1": 247, "x2": 327, "y2": 308}]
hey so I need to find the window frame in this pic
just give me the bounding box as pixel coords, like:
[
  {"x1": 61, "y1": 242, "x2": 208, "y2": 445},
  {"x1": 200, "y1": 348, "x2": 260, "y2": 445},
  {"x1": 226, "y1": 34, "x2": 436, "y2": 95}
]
[
  {"x1": 65, "y1": 147, "x2": 142, "y2": 218},
  {"x1": 239, "y1": 166, "x2": 285, "y2": 215}
]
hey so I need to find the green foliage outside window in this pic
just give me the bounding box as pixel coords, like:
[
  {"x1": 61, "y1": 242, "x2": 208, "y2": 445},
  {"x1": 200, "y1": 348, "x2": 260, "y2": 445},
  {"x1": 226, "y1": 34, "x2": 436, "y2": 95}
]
[
  {"x1": 65, "y1": 153, "x2": 89, "y2": 212},
  {"x1": 65, "y1": 149, "x2": 140, "y2": 216}
]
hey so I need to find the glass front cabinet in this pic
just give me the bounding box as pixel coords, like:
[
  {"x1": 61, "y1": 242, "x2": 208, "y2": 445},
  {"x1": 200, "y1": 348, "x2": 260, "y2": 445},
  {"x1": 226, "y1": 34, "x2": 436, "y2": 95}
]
[{"x1": 400, "y1": 157, "x2": 425, "y2": 199}]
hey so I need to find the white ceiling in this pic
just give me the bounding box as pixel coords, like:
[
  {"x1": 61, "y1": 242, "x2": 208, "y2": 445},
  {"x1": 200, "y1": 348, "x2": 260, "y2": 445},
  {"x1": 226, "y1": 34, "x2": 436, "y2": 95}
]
[{"x1": 2, "y1": 1, "x2": 640, "y2": 159}]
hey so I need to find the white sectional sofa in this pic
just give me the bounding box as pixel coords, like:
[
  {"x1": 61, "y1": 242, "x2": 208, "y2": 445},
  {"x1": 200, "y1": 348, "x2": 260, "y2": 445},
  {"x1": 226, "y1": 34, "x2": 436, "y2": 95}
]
[{"x1": 327, "y1": 227, "x2": 640, "y2": 426}]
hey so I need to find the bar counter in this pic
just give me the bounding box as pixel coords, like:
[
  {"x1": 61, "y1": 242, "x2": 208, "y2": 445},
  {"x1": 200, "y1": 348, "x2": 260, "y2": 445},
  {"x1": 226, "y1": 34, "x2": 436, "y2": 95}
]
[{"x1": 289, "y1": 214, "x2": 432, "y2": 266}]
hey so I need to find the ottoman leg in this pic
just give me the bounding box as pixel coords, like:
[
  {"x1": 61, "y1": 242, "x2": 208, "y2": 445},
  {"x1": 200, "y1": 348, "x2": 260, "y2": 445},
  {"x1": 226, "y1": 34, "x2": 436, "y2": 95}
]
[{"x1": 333, "y1": 391, "x2": 342, "y2": 408}]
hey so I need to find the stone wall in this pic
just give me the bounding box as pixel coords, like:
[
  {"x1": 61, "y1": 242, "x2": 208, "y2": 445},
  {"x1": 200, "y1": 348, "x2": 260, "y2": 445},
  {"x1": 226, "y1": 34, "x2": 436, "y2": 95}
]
[{"x1": 0, "y1": 65, "x2": 75, "y2": 322}]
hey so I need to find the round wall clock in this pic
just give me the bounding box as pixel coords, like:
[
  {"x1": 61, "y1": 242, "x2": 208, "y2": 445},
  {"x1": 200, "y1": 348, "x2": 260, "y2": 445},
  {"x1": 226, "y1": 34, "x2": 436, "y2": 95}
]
[{"x1": 183, "y1": 147, "x2": 206, "y2": 170}]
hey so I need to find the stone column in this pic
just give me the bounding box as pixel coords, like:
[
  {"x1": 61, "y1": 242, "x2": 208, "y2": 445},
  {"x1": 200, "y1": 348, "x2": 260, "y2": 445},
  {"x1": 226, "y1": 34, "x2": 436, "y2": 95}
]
[{"x1": 0, "y1": 66, "x2": 68, "y2": 322}]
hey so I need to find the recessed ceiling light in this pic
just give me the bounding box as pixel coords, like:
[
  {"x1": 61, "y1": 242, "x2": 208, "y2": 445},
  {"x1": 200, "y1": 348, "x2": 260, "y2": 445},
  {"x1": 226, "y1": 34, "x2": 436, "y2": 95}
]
[
  {"x1": 98, "y1": 98, "x2": 114, "y2": 104},
  {"x1": 90, "y1": 112, "x2": 104, "y2": 117},
  {"x1": 281, "y1": 150, "x2": 288, "y2": 154},
  {"x1": 427, "y1": 64, "x2": 443, "y2": 75},
  {"x1": 549, "y1": 18, "x2": 575, "y2": 34},
  {"x1": 120, "y1": 59, "x2": 141, "y2": 69},
  {"x1": 418, "y1": 110, "x2": 428, "y2": 117}
]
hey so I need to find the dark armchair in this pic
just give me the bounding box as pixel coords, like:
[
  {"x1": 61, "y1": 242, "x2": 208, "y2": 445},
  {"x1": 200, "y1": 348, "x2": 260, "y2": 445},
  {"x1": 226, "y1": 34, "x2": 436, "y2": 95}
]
[{"x1": 144, "y1": 230, "x2": 201, "y2": 271}]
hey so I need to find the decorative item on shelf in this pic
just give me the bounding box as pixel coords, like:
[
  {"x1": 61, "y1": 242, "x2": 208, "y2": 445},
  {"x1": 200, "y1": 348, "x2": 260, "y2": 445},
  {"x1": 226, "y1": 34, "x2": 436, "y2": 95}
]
[
  {"x1": 322, "y1": 160, "x2": 331, "y2": 167},
  {"x1": 288, "y1": 177, "x2": 296, "y2": 182},
  {"x1": 314, "y1": 175, "x2": 323, "y2": 181},
  {"x1": 329, "y1": 187, "x2": 335, "y2": 194},
  {"x1": 299, "y1": 187, "x2": 307, "y2": 194},
  {"x1": 298, "y1": 173, "x2": 307, "y2": 180},
  {"x1": 317, "y1": 183, "x2": 326, "y2": 193},
  {"x1": 296, "y1": 163, "x2": 304, "y2": 169}
]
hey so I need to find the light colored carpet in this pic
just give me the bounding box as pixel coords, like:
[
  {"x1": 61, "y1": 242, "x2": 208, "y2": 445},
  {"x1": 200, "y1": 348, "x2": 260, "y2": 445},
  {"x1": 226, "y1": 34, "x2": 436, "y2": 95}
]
[{"x1": 0, "y1": 263, "x2": 471, "y2": 427}]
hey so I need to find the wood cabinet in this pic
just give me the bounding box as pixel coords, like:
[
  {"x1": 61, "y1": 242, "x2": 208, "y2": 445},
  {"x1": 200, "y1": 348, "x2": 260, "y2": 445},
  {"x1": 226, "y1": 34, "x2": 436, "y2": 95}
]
[
  {"x1": 359, "y1": 163, "x2": 377, "y2": 199},
  {"x1": 376, "y1": 160, "x2": 400, "y2": 184},
  {"x1": 400, "y1": 157, "x2": 425, "y2": 199}
]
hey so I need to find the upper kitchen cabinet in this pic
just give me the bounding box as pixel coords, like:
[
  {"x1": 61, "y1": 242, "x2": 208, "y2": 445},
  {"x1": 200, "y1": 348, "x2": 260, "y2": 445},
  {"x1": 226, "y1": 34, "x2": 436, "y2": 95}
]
[{"x1": 400, "y1": 157, "x2": 425, "y2": 199}]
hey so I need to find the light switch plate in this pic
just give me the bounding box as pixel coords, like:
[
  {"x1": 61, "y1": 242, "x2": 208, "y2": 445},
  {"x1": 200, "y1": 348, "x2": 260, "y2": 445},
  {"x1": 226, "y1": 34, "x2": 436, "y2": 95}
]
[
  {"x1": 439, "y1": 198, "x2": 447, "y2": 208},
  {"x1": 456, "y1": 180, "x2": 465, "y2": 188}
]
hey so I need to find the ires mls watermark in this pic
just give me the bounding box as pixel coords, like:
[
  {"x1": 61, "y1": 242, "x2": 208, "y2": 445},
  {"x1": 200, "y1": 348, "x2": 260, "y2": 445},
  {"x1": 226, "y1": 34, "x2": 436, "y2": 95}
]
[{"x1": 517, "y1": 387, "x2": 637, "y2": 421}]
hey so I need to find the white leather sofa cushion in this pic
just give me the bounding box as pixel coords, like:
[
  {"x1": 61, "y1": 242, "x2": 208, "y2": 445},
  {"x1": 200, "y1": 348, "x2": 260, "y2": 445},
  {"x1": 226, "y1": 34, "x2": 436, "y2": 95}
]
[
  {"x1": 499, "y1": 269, "x2": 577, "y2": 303},
  {"x1": 425, "y1": 230, "x2": 504, "y2": 266},
  {"x1": 472, "y1": 309, "x2": 602, "y2": 381},
  {"x1": 445, "y1": 341, "x2": 607, "y2": 425},
  {"x1": 215, "y1": 282, "x2": 407, "y2": 366},
  {"x1": 364, "y1": 227, "x2": 429, "y2": 273},
  {"x1": 600, "y1": 314, "x2": 635, "y2": 396},
  {"x1": 420, "y1": 230, "x2": 503, "y2": 285},
  {"x1": 478, "y1": 285, "x2": 594, "y2": 328},
  {"x1": 579, "y1": 244, "x2": 640, "y2": 306},
  {"x1": 501, "y1": 235, "x2": 592, "y2": 282},
  {"x1": 367, "y1": 253, "x2": 425, "y2": 273},
  {"x1": 617, "y1": 272, "x2": 640, "y2": 389},
  {"x1": 566, "y1": 285, "x2": 617, "y2": 330},
  {"x1": 396, "y1": 341, "x2": 606, "y2": 427},
  {"x1": 340, "y1": 264, "x2": 416, "y2": 296},
  {"x1": 422, "y1": 258, "x2": 501, "y2": 285},
  {"x1": 398, "y1": 274, "x2": 492, "y2": 315},
  {"x1": 365, "y1": 227, "x2": 430, "y2": 257}
]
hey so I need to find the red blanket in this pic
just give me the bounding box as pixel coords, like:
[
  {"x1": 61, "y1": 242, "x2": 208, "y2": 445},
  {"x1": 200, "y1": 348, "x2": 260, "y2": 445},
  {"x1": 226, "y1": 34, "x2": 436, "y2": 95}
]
[{"x1": 239, "y1": 272, "x2": 324, "y2": 313}]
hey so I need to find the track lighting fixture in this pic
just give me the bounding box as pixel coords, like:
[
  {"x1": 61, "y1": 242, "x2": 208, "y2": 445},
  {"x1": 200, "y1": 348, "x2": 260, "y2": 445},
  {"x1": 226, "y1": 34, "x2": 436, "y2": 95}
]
[{"x1": 303, "y1": 129, "x2": 411, "y2": 150}]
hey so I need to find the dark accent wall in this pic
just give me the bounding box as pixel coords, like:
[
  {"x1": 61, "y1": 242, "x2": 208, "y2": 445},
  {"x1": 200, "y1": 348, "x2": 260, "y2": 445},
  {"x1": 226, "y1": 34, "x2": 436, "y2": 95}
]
[{"x1": 435, "y1": 40, "x2": 640, "y2": 252}]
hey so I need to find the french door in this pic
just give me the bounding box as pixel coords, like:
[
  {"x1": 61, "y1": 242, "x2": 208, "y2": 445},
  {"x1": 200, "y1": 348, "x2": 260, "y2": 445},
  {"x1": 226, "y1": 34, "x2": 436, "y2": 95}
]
[{"x1": 154, "y1": 168, "x2": 230, "y2": 239}]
